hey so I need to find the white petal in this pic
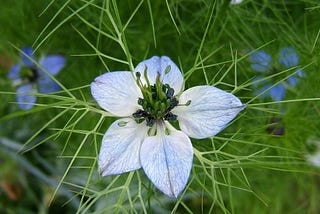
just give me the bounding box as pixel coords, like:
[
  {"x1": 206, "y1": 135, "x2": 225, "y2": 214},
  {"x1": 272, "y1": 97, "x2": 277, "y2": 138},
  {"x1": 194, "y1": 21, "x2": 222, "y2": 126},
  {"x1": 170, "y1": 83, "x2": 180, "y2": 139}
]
[
  {"x1": 160, "y1": 56, "x2": 184, "y2": 95},
  {"x1": 91, "y1": 71, "x2": 142, "y2": 117},
  {"x1": 98, "y1": 118, "x2": 148, "y2": 176},
  {"x1": 140, "y1": 123, "x2": 193, "y2": 197},
  {"x1": 172, "y1": 86, "x2": 245, "y2": 139},
  {"x1": 134, "y1": 56, "x2": 184, "y2": 94},
  {"x1": 134, "y1": 56, "x2": 160, "y2": 85}
]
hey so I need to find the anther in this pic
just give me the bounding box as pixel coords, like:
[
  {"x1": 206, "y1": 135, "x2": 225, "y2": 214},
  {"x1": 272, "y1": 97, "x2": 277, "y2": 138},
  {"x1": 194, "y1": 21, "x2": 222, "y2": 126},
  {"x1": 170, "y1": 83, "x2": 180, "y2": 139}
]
[
  {"x1": 166, "y1": 88, "x2": 174, "y2": 98},
  {"x1": 138, "y1": 98, "x2": 144, "y2": 105},
  {"x1": 132, "y1": 109, "x2": 145, "y2": 118},
  {"x1": 146, "y1": 117, "x2": 155, "y2": 127},
  {"x1": 170, "y1": 98, "x2": 179, "y2": 109},
  {"x1": 117, "y1": 121, "x2": 128, "y2": 127},
  {"x1": 164, "y1": 65, "x2": 171, "y2": 74},
  {"x1": 164, "y1": 112, "x2": 177, "y2": 121},
  {"x1": 179, "y1": 100, "x2": 191, "y2": 106}
]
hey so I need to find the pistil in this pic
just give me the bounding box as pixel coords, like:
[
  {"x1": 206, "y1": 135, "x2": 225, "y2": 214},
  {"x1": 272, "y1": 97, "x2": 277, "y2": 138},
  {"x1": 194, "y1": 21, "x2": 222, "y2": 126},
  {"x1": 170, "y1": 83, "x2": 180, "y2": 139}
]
[{"x1": 133, "y1": 66, "x2": 179, "y2": 127}]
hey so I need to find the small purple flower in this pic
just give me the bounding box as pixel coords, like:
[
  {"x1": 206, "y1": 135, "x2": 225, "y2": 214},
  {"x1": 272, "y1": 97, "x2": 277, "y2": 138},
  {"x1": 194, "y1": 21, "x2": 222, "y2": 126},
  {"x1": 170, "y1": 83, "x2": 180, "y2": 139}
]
[
  {"x1": 8, "y1": 47, "x2": 65, "y2": 110},
  {"x1": 249, "y1": 47, "x2": 303, "y2": 101},
  {"x1": 266, "y1": 117, "x2": 285, "y2": 136}
]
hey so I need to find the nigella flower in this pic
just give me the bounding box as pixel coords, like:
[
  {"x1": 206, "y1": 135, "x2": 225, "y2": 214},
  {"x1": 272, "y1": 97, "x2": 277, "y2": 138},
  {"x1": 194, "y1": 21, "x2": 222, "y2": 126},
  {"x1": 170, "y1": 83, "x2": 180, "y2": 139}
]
[
  {"x1": 8, "y1": 47, "x2": 66, "y2": 110},
  {"x1": 91, "y1": 56, "x2": 245, "y2": 197},
  {"x1": 249, "y1": 47, "x2": 303, "y2": 101}
]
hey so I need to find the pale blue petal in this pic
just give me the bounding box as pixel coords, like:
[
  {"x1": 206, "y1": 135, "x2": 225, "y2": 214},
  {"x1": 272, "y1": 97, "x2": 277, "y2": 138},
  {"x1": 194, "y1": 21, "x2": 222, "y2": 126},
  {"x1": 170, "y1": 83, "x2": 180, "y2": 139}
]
[
  {"x1": 172, "y1": 86, "x2": 245, "y2": 139},
  {"x1": 140, "y1": 123, "x2": 193, "y2": 198},
  {"x1": 249, "y1": 50, "x2": 271, "y2": 67},
  {"x1": 252, "y1": 76, "x2": 274, "y2": 98},
  {"x1": 21, "y1": 47, "x2": 36, "y2": 67},
  {"x1": 251, "y1": 75, "x2": 268, "y2": 89},
  {"x1": 134, "y1": 56, "x2": 184, "y2": 95},
  {"x1": 269, "y1": 84, "x2": 286, "y2": 101},
  {"x1": 16, "y1": 84, "x2": 36, "y2": 110},
  {"x1": 296, "y1": 69, "x2": 304, "y2": 77},
  {"x1": 287, "y1": 76, "x2": 299, "y2": 87},
  {"x1": 135, "y1": 56, "x2": 160, "y2": 85},
  {"x1": 38, "y1": 74, "x2": 61, "y2": 93},
  {"x1": 8, "y1": 64, "x2": 21, "y2": 81},
  {"x1": 253, "y1": 84, "x2": 273, "y2": 98},
  {"x1": 279, "y1": 47, "x2": 299, "y2": 67},
  {"x1": 251, "y1": 64, "x2": 270, "y2": 72},
  {"x1": 252, "y1": 76, "x2": 271, "y2": 98},
  {"x1": 99, "y1": 118, "x2": 148, "y2": 176},
  {"x1": 91, "y1": 71, "x2": 142, "y2": 117},
  {"x1": 39, "y1": 55, "x2": 66, "y2": 76},
  {"x1": 287, "y1": 69, "x2": 304, "y2": 86}
]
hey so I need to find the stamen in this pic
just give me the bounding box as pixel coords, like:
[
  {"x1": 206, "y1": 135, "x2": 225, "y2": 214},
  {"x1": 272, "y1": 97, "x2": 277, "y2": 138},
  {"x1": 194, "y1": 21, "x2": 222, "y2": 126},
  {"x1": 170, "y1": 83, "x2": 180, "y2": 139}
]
[
  {"x1": 178, "y1": 100, "x2": 191, "y2": 107},
  {"x1": 138, "y1": 98, "x2": 144, "y2": 106},
  {"x1": 132, "y1": 109, "x2": 145, "y2": 118},
  {"x1": 169, "y1": 98, "x2": 179, "y2": 109},
  {"x1": 185, "y1": 100, "x2": 191, "y2": 106},
  {"x1": 146, "y1": 117, "x2": 155, "y2": 127},
  {"x1": 166, "y1": 87, "x2": 174, "y2": 98},
  {"x1": 164, "y1": 112, "x2": 177, "y2": 121},
  {"x1": 132, "y1": 67, "x2": 179, "y2": 126}
]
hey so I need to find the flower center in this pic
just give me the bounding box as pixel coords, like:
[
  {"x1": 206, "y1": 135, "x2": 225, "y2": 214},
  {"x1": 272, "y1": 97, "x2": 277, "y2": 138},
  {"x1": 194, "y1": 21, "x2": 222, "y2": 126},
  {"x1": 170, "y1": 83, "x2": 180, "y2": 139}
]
[
  {"x1": 132, "y1": 66, "x2": 178, "y2": 127},
  {"x1": 20, "y1": 66, "x2": 39, "y2": 83}
]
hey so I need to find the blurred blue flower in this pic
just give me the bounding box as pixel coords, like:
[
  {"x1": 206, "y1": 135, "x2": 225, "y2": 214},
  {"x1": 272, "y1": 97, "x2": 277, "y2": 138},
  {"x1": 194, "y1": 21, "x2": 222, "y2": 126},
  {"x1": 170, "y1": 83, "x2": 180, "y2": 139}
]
[
  {"x1": 249, "y1": 47, "x2": 303, "y2": 101},
  {"x1": 8, "y1": 47, "x2": 65, "y2": 110}
]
